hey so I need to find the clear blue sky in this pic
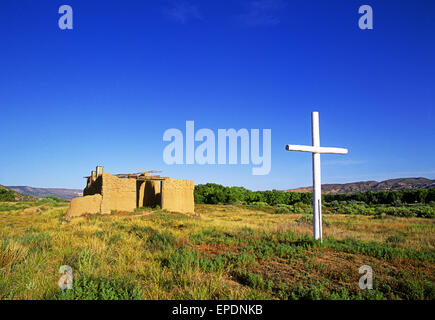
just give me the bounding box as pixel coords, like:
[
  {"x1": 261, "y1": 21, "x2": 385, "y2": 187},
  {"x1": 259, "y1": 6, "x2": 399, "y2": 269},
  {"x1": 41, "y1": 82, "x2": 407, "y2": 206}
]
[{"x1": 1, "y1": 0, "x2": 434, "y2": 190}]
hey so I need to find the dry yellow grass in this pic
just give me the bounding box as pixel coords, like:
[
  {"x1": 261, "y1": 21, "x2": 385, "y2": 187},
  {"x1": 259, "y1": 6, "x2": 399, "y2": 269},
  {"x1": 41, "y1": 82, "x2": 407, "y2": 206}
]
[{"x1": 0, "y1": 201, "x2": 433, "y2": 300}]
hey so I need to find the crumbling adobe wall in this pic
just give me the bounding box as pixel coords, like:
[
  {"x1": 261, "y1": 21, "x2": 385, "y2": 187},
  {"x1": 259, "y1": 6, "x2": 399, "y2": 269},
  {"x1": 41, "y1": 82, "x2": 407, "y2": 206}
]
[
  {"x1": 66, "y1": 167, "x2": 194, "y2": 218},
  {"x1": 100, "y1": 173, "x2": 136, "y2": 214},
  {"x1": 83, "y1": 175, "x2": 102, "y2": 196},
  {"x1": 66, "y1": 194, "x2": 102, "y2": 217},
  {"x1": 161, "y1": 179, "x2": 194, "y2": 214},
  {"x1": 137, "y1": 180, "x2": 161, "y2": 207}
]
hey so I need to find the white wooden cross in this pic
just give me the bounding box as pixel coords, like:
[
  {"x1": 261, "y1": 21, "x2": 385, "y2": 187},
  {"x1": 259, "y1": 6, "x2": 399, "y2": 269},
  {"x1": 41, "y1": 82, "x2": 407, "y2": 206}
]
[{"x1": 285, "y1": 112, "x2": 348, "y2": 241}]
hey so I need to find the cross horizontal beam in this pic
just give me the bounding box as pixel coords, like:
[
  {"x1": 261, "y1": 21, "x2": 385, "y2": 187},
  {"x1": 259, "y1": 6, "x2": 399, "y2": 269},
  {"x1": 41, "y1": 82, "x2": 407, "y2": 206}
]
[{"x1": 285, "y1": 144, "x2": 348, "y2": 154}]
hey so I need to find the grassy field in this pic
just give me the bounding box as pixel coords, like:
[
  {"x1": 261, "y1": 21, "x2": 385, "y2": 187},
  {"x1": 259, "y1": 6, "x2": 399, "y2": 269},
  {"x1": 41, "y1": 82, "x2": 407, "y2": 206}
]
[{"x1": 0, "y1": 199, "x2": 434, "y2": 300}]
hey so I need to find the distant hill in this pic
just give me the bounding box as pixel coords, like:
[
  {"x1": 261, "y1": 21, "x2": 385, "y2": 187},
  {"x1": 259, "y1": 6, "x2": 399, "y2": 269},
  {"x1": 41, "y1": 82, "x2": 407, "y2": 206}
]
[
  {"x1": 285, "y1": 177, "x2": 435, "y2": 194},
  {"x1": 0, "y1": 184, "x2": 39, "y2": 201},
  {"x1": 6, "y1": 186, "x2": 82, "y2": 200}
]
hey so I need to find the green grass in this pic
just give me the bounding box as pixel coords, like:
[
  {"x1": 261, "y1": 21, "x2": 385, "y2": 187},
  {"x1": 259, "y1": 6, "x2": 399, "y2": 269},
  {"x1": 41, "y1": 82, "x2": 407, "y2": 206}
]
[
  {"x1": 55, "y1": 275, "x2": 144, "y2": 300},
  {"x1": 0, "y1": 201, "x2": 433, "y2": 300}
]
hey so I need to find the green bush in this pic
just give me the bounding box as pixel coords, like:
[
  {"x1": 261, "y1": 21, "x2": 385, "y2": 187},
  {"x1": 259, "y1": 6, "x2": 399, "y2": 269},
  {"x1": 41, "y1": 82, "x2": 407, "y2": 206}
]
[
  {"x1": 235, "y1": 271, "x2": 265, "y2": 289},
  {"x1": 36, "y1": 197, "x2": 60, "y2": 205},
  {"x1": 147, "y1": 231, "x2": 176, "y2": 250},
  {"x1": 0, "y1": 189, "x2": 15, "y2": 202},
  {"x1": 274, "y1": 206, "x2": 292, "y2": 214},
  {"x1": 250, "y1": 201, "x2": 269, "y2": 207},
  {"x1": 44, "y1": 196, "x2": 59, "y2": 202},
  {"x1": 273, "y1": 204, "x2": 293, "y2": 214},
  {"x1": 56, "y1": 275, "x2": 143, "y2": 300}
]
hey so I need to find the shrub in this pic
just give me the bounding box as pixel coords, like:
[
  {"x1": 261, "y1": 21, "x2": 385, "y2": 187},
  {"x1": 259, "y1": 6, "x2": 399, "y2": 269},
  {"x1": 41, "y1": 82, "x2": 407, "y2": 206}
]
[
  {"x1": 162, "y1": 247, "x2": 200, "y2": 273},
  {"x1": 386, "y1": 234, "x2": 406, "y2": 246},
  {"x1": 250, "y1": 201, "x2": 269, "y2": 207},
  {"x1": 56, "y1": 275, "x2": 143, "y2": 300},
  {"x1": 37, "y1": 197, "x2": 60, "y2": 205},
  {"x1": 236, "y1": 271, "x2": 264, "y2": 289},
  {"x1": 44, "y1": 196, "x2": 59, "y2": 202},
  {"x1": 296, "y1": 215, "x2": 312, "y2": 224},
  {"x1": 147, "y1": 231, "x2": 176, "y2": 250},
  {"x1": 0, "y1": 189, "x2": 15, "y2": 202},
  {"x1": 274, "y1": 205, "x2": 292, "y2": 214}
]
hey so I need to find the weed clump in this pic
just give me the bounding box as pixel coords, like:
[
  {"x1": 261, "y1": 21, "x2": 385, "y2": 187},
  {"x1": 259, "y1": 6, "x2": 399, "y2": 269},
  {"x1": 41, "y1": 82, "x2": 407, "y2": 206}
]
[
  {"x1": 0, "y1": 241, "x2": 29, "y2": 268},
  {"x1": 56, "y1": 275, "x2": 143, "y2": 300},
  {"x1": 147, "y1": 231, "x2": 176, "y2": 250}
]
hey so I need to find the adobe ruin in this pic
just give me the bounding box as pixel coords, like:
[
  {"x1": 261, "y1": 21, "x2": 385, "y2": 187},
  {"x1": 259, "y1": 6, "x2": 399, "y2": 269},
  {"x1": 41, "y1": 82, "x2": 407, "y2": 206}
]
[{"x1": 66, "y1": 166, "x2": 194, "y2": 217}]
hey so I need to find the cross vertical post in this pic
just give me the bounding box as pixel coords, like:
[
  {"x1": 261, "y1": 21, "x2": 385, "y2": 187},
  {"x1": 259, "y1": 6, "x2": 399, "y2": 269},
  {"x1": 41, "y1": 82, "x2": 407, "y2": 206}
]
[
  {"x1": 285, "y1": 111, "x2": 348, "y2": 241},
  {"x1": 311, "y1": 112, "x2": 322, "y2": 241}
]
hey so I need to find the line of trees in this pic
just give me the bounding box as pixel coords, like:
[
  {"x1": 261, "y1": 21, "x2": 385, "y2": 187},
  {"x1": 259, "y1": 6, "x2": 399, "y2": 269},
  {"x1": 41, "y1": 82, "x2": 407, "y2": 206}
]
[
  {"x1": 194, "y1": 183, "x2": 435, "y2": 206},
  {"x1": 324, "y1": 189, "x2": 435, "y2": 205},
  {"x1": 194, "y1": 183, "x2": 312, "y2": 206}
]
